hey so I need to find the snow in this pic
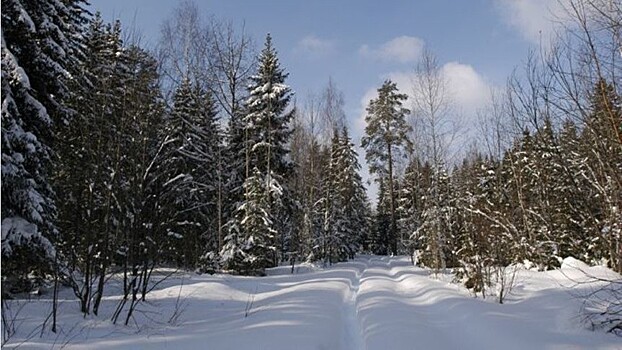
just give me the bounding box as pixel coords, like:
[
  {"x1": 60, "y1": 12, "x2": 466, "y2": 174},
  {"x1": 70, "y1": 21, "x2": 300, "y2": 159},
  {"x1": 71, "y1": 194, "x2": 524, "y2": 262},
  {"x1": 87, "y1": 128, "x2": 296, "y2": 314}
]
[
  {"x1": 562, "y1": 256, "x2": 592, "y2": 271},
  {"x1": 3, "y1": 256, "x2": 621, "y2": 349},
  {"x1": 1, "y1": 217, "x2": 55, "y2": 257}
]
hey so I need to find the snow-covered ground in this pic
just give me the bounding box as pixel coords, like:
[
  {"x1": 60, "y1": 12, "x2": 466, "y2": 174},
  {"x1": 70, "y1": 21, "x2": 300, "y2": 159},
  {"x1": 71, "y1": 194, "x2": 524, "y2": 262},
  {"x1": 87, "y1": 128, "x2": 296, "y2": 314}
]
[{"x1": 3, "y1": 256, "x2": 621, "y2": 349}]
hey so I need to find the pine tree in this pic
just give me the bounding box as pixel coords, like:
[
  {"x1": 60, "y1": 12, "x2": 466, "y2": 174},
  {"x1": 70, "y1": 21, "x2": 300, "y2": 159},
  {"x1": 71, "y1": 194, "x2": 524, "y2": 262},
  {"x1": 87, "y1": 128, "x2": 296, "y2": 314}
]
[{"x1": 361, "y1": 80, "x2": 412, "y2": 255}]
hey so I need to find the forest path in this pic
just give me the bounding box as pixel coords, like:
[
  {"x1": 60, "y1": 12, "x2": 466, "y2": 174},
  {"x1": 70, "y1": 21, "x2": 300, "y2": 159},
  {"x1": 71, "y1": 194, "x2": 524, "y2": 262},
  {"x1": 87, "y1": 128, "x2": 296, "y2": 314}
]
[{"x1": 7, "y1": 256, "x2": 620, "y2": 350}]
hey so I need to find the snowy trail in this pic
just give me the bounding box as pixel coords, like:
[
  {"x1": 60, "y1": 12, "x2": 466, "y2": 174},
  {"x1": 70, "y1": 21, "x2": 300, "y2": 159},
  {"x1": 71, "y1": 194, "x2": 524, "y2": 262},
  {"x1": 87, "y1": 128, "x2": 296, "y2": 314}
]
[
  {"x1": 6, "y1": 256, "x2": 621, "y2": 350},
  {"x1": 341, "y1": 260, "x2": 365, "y2": 350}
]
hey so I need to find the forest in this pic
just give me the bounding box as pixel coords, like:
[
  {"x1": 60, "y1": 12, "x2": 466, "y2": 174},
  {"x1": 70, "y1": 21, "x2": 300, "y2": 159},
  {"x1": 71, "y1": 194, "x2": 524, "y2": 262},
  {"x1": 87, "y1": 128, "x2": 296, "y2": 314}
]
[{"x1": 1, "y1": 0, "x2": 621, "y2": 337}]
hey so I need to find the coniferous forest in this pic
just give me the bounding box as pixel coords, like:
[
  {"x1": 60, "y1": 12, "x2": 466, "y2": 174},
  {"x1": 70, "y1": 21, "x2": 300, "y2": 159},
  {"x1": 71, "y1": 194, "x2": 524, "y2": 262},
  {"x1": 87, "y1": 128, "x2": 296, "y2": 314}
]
[{"x1": 1, "y1": 0, "x2": 621, "y2": 336}]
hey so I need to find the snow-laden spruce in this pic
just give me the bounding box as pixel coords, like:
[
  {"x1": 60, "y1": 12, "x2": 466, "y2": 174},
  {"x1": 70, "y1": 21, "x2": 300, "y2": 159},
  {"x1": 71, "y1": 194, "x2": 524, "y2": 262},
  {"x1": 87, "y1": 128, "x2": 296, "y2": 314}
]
[{"x1": 221, "y1": 34, "x2": 295, "y2": 273}]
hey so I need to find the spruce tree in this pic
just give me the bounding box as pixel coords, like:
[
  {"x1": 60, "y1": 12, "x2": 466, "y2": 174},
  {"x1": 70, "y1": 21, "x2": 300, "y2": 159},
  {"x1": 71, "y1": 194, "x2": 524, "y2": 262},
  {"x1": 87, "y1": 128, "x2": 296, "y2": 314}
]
[
  {"x1": 581, "y1": 79, "x2": 622, "y2": 272},
  {"x1": 397, "y1": 158, "x2": 427, "y2": 257},
  {"x1": 223, "y1": 109, "x2": 248, "y2": 240},
  {"x1": 223, "y1": 34, "x2": 295, "y2": 271},
  {"x1": 416, "y1": 163, "x2": 455, "y2": 271},
  {"x1": 193, "y1": 87, "x2": 222, "y2": 265},
  {"x1": 222, "y1": 167, "x2": 277, "y2": 274},
  {"x1": 55, "y1": 15, "x2": 167, "y2": 314},
  {"x1": 160, "y1": 78, "x2": 220, "y2": 267},
  {"x1": 324, "y1": 129, "x2": 349, "y2": 263},
  {"x1": 1, "y1": 0, "x2": 88, "y2": 292},
  {"x1": 338, "y1": 127, "x2": 369, "y2": 257},
  {"x1": 557, "y1": 120, "x2": 594, "y2": 260},
  {"x1": 245, "y1": 34, "x2": 294, "y2": 177},
  {"x1": 311, "y1": 145, "x2": 332, "y2": 262}
]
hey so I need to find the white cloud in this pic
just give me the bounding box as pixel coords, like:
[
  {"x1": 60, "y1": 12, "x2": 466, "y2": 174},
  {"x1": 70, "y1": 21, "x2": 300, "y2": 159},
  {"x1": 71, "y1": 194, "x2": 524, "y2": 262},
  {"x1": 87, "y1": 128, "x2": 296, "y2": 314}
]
[
  {"x1": 359, "y1": 36, "x2": 425, "y2": 64},
  {"x1": 496, "y1": 0, "x2": 570, "y2": 46},
  {"x1": 294, "y1": 35, "x2": 335, "y2": 57},
  {"x1": 441, "y1": 62, "x2": 491, "y2": 117}
]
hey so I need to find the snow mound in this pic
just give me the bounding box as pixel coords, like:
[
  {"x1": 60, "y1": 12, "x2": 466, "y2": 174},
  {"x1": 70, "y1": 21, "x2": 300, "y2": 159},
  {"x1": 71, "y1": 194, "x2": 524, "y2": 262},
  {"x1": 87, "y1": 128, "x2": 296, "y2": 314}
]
[{"x1": 561, "y1": 257, "x2": 590, "y2": 271}]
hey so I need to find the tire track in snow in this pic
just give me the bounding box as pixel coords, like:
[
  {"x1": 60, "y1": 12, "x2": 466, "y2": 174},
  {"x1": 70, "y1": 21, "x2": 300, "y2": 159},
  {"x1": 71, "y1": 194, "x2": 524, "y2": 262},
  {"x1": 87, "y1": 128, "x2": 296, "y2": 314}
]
[{"x1": 341, "y1": 262, "x2": 365, "y2": 350}]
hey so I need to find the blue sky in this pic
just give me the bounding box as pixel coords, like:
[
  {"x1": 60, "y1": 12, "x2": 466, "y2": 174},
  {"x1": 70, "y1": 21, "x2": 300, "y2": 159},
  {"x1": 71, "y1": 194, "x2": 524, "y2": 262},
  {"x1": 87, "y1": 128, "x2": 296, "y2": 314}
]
[{"x1": 90, "y1": 0, "x2": 565, "y2": 197}]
